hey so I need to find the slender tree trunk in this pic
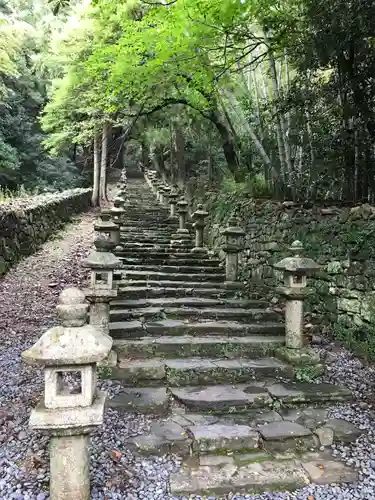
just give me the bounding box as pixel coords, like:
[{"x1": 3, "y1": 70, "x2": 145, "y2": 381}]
[
  {"x1": 100, "y1": 123, "x2": 109, "y2": 201},
  {"x1": 265, "y1": 32, "x2": 292, "y2": 188},
  {"x1": 92, "y1": 135, "x2": 100, "y2": 207},
  {"x1": 174, "y1": 123, "x2": 186, "y2": 188}
]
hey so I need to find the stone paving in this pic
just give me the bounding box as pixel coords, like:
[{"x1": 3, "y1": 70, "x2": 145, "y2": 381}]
[{"x1": 99, "y1": 176, "x2": 362, "y2": 497}]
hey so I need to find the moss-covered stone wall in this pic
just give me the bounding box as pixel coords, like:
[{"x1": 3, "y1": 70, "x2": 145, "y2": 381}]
[
  {"x1": 208, "y1": 197, "x2": 375, "y2": 329},
  {"x1": 0, "y1": 188, "x2": 92, "y2": 276}
]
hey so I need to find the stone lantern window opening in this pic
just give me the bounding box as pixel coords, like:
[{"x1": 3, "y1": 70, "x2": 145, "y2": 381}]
[{"x1": 45, "y1": 364, "x2": 97, "y2": 409}]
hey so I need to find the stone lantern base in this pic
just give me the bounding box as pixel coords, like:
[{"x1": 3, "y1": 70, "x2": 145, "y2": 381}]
[{"x1": 275, "y1": 346, "x2": 324, "y2": 380}]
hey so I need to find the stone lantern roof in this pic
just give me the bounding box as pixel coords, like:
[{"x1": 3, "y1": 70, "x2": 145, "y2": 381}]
[
  {"x1": 192, "y1": 204, "x2": 208, "y2": 220},
  {"x1": 274, "y1": 240, "x2": 319, "y2": 275},
  {"x1": 169, "y1": 187, "x2": 179, "y2": 200},
  {"x1": 82, "y1": 236, "x2": 120, "y2": 270},
  {"x1": 177, "y1": 197, "x2": 188, "y2": 212},
  {"x1": 222, "y1": 216, "x2": 245, "y2": 237},
  {"x1": 21, "y1": 288, "x2": 112, "y2": 367},
  {"x1": 94, "y1": 210, "x2": 118, "y2": 232}
]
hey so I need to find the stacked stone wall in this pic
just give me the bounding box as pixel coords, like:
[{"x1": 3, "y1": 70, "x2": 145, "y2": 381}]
[
  {"x1": 207, "y1": 197, "x2": 375, "y2": 329},
  {"x1": 0, "y1": 188, "x2": 92, "y2": 275}
]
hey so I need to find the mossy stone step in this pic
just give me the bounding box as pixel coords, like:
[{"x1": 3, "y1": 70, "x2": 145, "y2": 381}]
[
  {"x1": 116, "y1": 249, "x2": 209, "y2": 257},
  {"x1": 108, "y1": 357, "x2": 293, "y2": 386},
  {"x1": 115, "y1": 286, "x2": 244, "y2": 300},
  {"x1": 113, "y1": 335, "x2": 285, "y2": 359},
  {"x1": 120, "y1": 264, "x2": 223, "y2": 274},
  {"x1": 123, "y1": 269, "x2": 225, "y2": 283},
  {"x1": 119, "y1": 257, "x2": 221, "y2": 267},
  {"x1": 170, "y1": 382, "x2": 352, "y2": 413},
  {"x1": 110, "y1": 297, "x2": 269, "y2": 310},
  {"x1": 109, "y1": 306, "x2": 280, "y2": 323},
  {"x1": 109, "y1": 319, "x2": 284, "y2": 338},
  {"x1": 169, "y1": 453, "x2": 358, "y2": 496},
  {"x1": 118, "y1": 280, "x2": 243, "y2": 290}
]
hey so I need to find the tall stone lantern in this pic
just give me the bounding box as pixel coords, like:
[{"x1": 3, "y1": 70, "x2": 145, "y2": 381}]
[
  {"x1": 192, "y1": 204, "x2": 208, "y2": 252},
  {"x1": 163, "y1": 185, "x2": 171, "y2": 207},
  {"x1": 222, "y1": 216, "x2": 245, "y2": 282},
  {"x1": 22, "y1": 288, "x2": 112, "y2": 500},
  {"x1": 169, "y1": 187, "x2": 179, "y2": 217},
  {"x1": 110, "y1": 197, "x2": 125, "y2": 245},
  {"x1": 94, "y1": 209, "x2": 120, "y2": 249},
  {"x1": 82, "y1": 235, "x2": 120, "y2": 334},
  {"x1": 274, "y1": 240, "x2": 319, "y2": 350},
  {"x1": 170, "y1": 197, "x2": 191, "y2": 248}
]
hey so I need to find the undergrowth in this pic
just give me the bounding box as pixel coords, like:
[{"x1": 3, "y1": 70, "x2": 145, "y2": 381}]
[{"x1": 332, "y1": 321, "x2": 375, "y2": 362}]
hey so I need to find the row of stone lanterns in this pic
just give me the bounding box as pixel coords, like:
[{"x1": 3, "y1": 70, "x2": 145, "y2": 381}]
[
  {"x1": 21, "y1": 219, "x2": 122, "y2": 499},
  {"x1": 22, "y1": 174, "x2": 320, "y2": 498}
]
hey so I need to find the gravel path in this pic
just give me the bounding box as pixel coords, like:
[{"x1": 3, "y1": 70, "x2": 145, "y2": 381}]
[{"x1": 1, "y1": 211, "x2": 375, "y2": 499}]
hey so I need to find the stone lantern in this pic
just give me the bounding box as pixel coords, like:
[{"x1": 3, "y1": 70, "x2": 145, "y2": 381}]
[
  {"x1": 159, "y1": 185, "x2": 168, "y2": 205},
  {"x1": 163, "y1": 185, "x2": 171, "y2": 207},
  {"x1": 177, "y1": 197, "x2": 189, "y2": 233},
  {"x1": 82, "y1": 234, "x2": 120, "y2": 334},
  {"x1": 169, "y1": 187, "x2": 179, "y2": 217},
  {"x1": 94, "y1": 209, "x2": 120, "y2": 249},
  {"x1": 110, "y1": 197, "x2": 125, "y2": 236},
  {"x1": 192, "y1": 204, "x2": 208, "y2": 252},
  {"x1": 222, "y1": 216, "x2": 245, "y2": 282},
  {"x1": 274, "y1": 240, "x2": 319, "y2": 350},
  {"x1": 22, "y1": 287, "x2": 112, "y2": 500},
  {"x1": 170, "y1": 197, "x2": 191, "y2": 248}
]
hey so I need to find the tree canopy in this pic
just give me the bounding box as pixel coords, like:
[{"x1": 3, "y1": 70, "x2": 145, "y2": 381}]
[{"x1": 2, "y1": 0, "x2": 375, "y2": 202}]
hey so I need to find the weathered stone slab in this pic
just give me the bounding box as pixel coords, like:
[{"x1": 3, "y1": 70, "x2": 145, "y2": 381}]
[
  {"x1": 165, "y1": 358, "x2": 292, "y2": 386},
  {"x1": 129, "y1": 434, "x2": 169, "y2": 456},
  {"x1": 267, "y1": 382, "x2": 352, "y2": 404},
  {"x1": 169, "y1": 460, "x2": 310, "y2": 496},
  {"x1": 302, "y1": 459, "x2": 358, "y2": 484},
  {"x1": 107, "y1": 387, "x2": 169, "y2": 415},
  {"x1": 170, "y1": 385, "x2": 260, "y2": 412},
  {"x1": 259, "y1": 421, "x2": 312, "y2": 441},
  {"x1": 324, "y1": 418, "x2": 362, "y2": 443},
  {"x1": 259, "y1": 422, "x2": 317, "y2": 453},
  {"x1": 114, "y1": 359, "x2": 165, "y2": 383},
  {"x1": 189, "y1": 424, "x2": 259, "y2": 453},
  {"x1": 282, "y1": 408, "x2": 329, "y2": 429}
]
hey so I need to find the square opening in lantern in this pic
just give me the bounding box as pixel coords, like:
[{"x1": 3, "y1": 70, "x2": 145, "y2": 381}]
[
  {"x1": 292, "y1": 274, "x2": 306, "y2": 287},
  {"x1": 44, "y1": 365, "x2": 96, "y2": 409},
  {"x1": 92, "y1": 270, "x2": 112, "y2": 289}
]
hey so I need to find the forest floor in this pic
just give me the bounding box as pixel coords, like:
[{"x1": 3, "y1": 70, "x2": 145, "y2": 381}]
[{"x1": 1, "y1": 210, "x2": 375, "y2": 499}]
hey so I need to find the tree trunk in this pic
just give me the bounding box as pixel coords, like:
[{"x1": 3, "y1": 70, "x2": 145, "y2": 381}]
[
  {"x1": 92, "y1": 135, "x2": 100, "y2": 207},
  {"x1": 100, "y1": 123, "x2": 109, "y2": 201},
  {"x1": 141, "y1": 141, "x2": 150, "y2": 168},
  {"x1": 174, "y1": 123, "x2": 186, "y2": 188},
  {"x1": 265, "y1": 31, "x2": 292, "y2": 186}
]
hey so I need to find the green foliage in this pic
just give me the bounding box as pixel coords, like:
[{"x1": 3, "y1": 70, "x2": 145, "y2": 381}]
[
  {"x1": 0, "y1": 0, "x2": 84, "y2": 191},
  {"x1": 332, "y1": 320, "x2": 375, "y2": 363}
]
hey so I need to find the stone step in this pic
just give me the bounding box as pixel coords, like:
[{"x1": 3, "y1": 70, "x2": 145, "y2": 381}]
[
  {"x1": 120, "y1": 237, "x2": 172, "y2": 244},
  {"x1": 115, "y1": 286, "x2": 243, "y2": 300},
  {"x1": 169, "y1": 452, "x2": 358, "y2": 497},
  {"x1": 119, "y1": 264, "x2": 223, "y2": 274},
  {"x1": 170, "y1": 382, "x2": 352, "y2": 414},
  {"x1": 113, "y1": 335, "x2": 285, "y2": 359},
  {"x1": 119, "y1": 257, "x2": 221, "y2": 267},
  {"x1": 118, "y1": 279, "x2": 239, "y2": 289},
  {"x1": 110, "y1": 306, "x2": 280, "y2": 323},
  {"x1": 109, "y1": 357, "x2": 293, "y2": 386},
  {"x1": 116, "y1": 249, "x2": 209, "y2": 257},
  {"x1": 109, "y1": 319, "x2": 284, "y2": 338},
  {"x1": 110, "y1": 297, "x2": 269, "y2": 310}
]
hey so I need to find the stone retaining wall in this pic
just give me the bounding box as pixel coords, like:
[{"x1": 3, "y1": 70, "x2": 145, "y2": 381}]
[
  {"x1": 207, "y1": 197, "x2": 375, "y2": 330},
  {"x1": 0, "y1": 188, "x2": 92, "y2": 276}
]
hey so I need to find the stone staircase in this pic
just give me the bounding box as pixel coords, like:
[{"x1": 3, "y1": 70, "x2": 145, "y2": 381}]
[{"x1": 105, "y1": 178, "x2": 359, "y2": 497}]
